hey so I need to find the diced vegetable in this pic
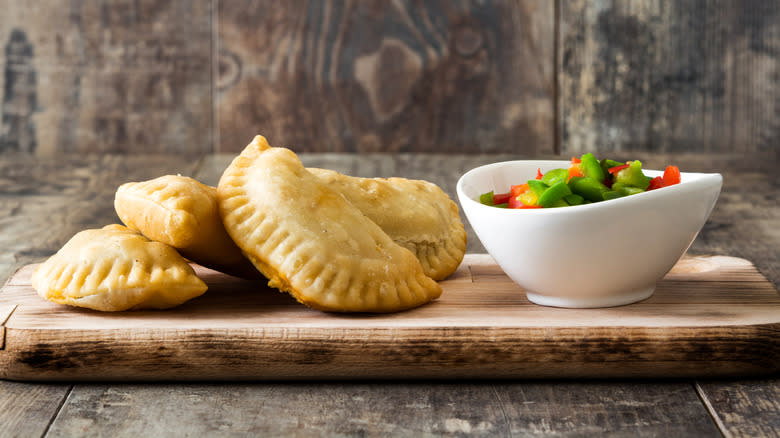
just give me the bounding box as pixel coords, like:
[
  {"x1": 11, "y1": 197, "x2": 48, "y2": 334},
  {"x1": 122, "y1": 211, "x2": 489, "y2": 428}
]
[
  {"x1": 580, "y1": 153, "x2": 606, "y2": 183},
  {"x1": 537, "y1": 181, "x2": 572, "y2": 207},
  {"x1": 476, "y1": 154, "x2": 682, "y2": 209},
  {"x1": 647, "y1": 176, "x2": 664, "y2": 191},
  {"x1": 563, "y1": 193, "x2": 584, "y2": 205},
  {"x1": 663, "y1": 165, "x2": 681, "y2": 186},
  {"x1": 607, "y1": 164, "x2": 630, "y2": 175},
  {"x1": 479, "y1": 191, "x2": 495, "y2": 206},
  {"x1": 542, "y1": 168, "x2": 569, "y2": 187},
  {"x1": 493, "y1": 192, "x2": 512, "y2": 205},
  {"x1": 570, "y1": 176, "x2": 611, "y2": 202},
  {"x1": 614, "y1": 161, "x2": 650, "y2": 190},
  {"x1": 527, "y1": 180, "x2": 549, "y2": 196}
]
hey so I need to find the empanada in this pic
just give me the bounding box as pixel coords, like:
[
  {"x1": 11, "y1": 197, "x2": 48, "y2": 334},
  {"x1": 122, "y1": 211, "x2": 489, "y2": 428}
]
[
  {"x1": 32, "y1": 224, "x2": 207, "y2": 311},
  {"x1": 217, "y1": 136, "x2": 442, "y2": 313},
  {"x1": 115, "y1": 175, "x2": 261, "y2": 279},
  {"x1": 308, "y1": 168, "x2": 466, "y2": 280}
]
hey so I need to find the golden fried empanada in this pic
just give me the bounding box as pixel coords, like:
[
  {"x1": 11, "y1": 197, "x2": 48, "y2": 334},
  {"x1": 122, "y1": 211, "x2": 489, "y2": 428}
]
[
  {"x1": 308, "y1": 168, "x2": 466, "y2": 280},
  {"x1": 32, "y1": 224, "x2": 207, "y2": 311},
  {"x1": 115, "y1": 175, "x2": 261, "y2": 279},
  {"x1": 217, "y1": 136, "x2": 442, "y2": 312}
]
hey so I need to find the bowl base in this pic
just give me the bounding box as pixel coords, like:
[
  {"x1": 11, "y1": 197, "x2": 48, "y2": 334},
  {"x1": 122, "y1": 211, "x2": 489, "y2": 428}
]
[{"x1": 526, "y1": 286, "x2": 655, "y2": 309}]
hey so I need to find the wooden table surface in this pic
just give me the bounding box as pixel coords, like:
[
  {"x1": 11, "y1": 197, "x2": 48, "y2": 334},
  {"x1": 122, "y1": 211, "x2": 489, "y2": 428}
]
[{"x1": 1, "y1": 152, "x2": 778, "y2": 437}]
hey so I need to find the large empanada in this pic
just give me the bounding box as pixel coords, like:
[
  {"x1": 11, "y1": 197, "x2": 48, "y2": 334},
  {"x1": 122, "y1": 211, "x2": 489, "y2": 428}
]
[
  {"x1": 308, "y1": 168, "x2": 466, "y2": 280},
  {"x1": 32, "y1": 224, "x2": 207, "y2": 311},
  {"x1": 217, "y1": 136, "x2": 442, "y2": 313},
  {"x1": 115, "y1": 175, "x2": 261, "y2": 279}
]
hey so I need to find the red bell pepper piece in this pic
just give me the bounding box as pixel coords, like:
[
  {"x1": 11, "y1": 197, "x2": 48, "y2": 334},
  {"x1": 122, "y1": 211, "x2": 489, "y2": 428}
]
[
  {"x1": 492, "y1": 192, "x2": 512, "y2": 204},
  {"x1": 608, "y1": 163, "x2": 630, "y2": 175},
  {"x1": 507, "y1": 195, "x2": 524, "y2": 209},
  {"x1": 663, "y1": 165, "x2": 681, "y2": 186},
  {"x1": 536, "y1": 168, "x2": 544, "y2": 180},
  {"x1": 519, "y1": 204, "x2": 542, "y2": 209},
  {"x1": 511, "y1": 183, "x2": 529, "y2": 196},
  {"x1": 647, "y1": 176, "x2": 664, "y2": 190},
  {"x1": 571, "y1": 156, "x2": 581, "y2": 164}
]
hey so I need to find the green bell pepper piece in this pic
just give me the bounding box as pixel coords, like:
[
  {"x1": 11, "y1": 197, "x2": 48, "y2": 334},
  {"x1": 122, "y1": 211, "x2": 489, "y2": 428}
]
[
  {"x1": 602, "y1": 190, "x2": 624, "y2": 201},
  {"x1": 479, "y1": 191, "x2": 495, "y2": 206},
  {"x1": 563, "y1": 193, "x2": 584, "y2": 205},
  {"x1": 541, "y1": 168, "x2": 569, "y2": 187},
  {"x1": 612, "y1": 182, "x2": 646, "y2": 196},
  {"x1": 614, "y1": 160, "x2": 650, "y2": 190},
  {"x1": 537, "y1": 181, "x2": 572, "y2": 208},
  {"x1": 527, "y1": 180, "x2": 549, "y2": 196},
  {"x1": 570, "y1": 176, "x2": 610, "y2": 202},
  {"x1": 551, "y1": 199, "x2": 569, "y2": 208},
  {"x1": 580, "y1": 153, "x2": 606, "y2": 183}
]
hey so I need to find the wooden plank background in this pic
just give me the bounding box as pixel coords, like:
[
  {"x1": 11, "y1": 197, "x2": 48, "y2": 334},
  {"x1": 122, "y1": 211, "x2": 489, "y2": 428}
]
[{"x1": 0, "y1": 0, "x2": 777, "y2": 156}]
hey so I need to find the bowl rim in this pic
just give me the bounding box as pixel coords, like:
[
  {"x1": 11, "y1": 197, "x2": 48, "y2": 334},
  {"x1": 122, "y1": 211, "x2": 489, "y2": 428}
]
[{"x1": 456, "y1": 159, "x2": 723, "y2": 215}]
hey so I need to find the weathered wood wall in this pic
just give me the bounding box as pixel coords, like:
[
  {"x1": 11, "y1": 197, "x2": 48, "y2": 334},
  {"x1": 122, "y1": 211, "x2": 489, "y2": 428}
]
[
  {"x1": 561, "y1": 0, "x2": 780, "y2": 154},
  {"x1": 0, "y1": 0, "x2": 213, "y2": 155},
  {"x1": 0, "y1": 1, "x2": 777, "y2": 156}
]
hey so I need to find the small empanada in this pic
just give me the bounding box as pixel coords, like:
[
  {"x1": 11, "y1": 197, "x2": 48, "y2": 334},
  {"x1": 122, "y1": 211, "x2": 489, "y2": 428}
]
[
  {"x1": 217, "y1": 136, "x2": 442, "y2": 313},
  {"x1": 115, "y1": 175, "x2": 261, "y2": 279},
  {"x1": 32, "y1": 224, "x2": 207, "y2": 311},
  {"x1": 308, "y1": 168, "x2": 466, "y2": 280}
]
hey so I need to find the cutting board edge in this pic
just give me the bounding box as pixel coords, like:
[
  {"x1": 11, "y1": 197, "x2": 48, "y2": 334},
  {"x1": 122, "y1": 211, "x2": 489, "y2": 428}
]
[{"x1": 2, "y1": 321, "x2": 779, "y2": 381}]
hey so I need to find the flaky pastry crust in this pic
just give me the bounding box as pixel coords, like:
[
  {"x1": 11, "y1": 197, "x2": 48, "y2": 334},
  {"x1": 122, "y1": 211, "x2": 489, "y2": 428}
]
[
  {"x1": 308, "y1": 168, "x2": 466, "y2": 280},
  {"x1": 115, "y1": 175, "x2": 261, "y2": 279},
  {"x1": 32, "y1": 224, "x2": 207, "y2": 311},
  {"x1": 217, "y1": 136, "x2": 442, "y2": 313}
]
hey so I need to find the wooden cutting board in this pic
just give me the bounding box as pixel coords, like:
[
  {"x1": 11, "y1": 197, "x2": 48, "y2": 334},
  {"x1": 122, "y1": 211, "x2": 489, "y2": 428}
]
[{"x1": 1, "y1": 254, "x2": 778, "y2": 381}]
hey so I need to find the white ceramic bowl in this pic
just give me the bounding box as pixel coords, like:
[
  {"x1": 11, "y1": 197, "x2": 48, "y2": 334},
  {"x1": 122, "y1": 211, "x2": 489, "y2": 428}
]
[{"x1": 457, "y1": 160, "x2": 722, "y2": 308}]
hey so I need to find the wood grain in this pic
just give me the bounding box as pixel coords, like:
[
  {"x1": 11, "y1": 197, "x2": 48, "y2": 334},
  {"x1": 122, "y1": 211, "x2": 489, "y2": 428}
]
[
  {"x1": 40, "y1": 381, "x2": 724, "y2": 437},
  {"x1": 44, "y1": 383, "x2": 509, "y2": 437},
  {"x1": 697, "y1": 380, "x2": 780, "y2": 438},
  {"x1": 560, "y1": 0, "x2": 780, "y2": 154},
  {"x1": 0, "y1": 381, "x2": 71, "y2": 438},
  {"x1": 216, "y1": 0, "x2": 554, "y2": 154},
  {"x1": 495, "y1": 382, "x2": 721, "y2": 436},
  {"x1": 0, "y1": 0, "x2": 213, "y2": 155},
  {"x1": 2, "y1": 254, "x2": 778, "y2": 381}
]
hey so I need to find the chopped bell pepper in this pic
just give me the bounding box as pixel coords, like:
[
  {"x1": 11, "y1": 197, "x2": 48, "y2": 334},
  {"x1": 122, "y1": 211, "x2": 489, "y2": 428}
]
[
  {"x1": 511, "y1": 183, "x2": 529, "y2": 197},
  {"x1": 663, "y1": 165, "x2": 681, "y2": 186},
  {"x1": 569, "y1": 176, "x2": 611, "y2": 202},
  {"x1": 537, "y1": 181, "x2": 572, "y2": 208},
  {"x1": 479, "y1": 191, "x2": 495, "y2": 206},
  {"x1": 527, "y1": 180, "x2": 549, "y2": 196},
  {"x1": 580, "y1": 153, "x2": 606, "y2": 183},
  {"x1": 612, "y1": 182, "x2": 646, "y2": 196},
  {"x1": 507, "y1": 194, "x2": 524, "y2": 209},
  {"x1": 607, "y1": 163, "x2": 630, "y2": 175},
  {"x1": 602, "y1": 190, "x2": 624, "y2": 201},
  {"x1": 542, "y1": 168, "x2": 569, "y2": 187},
  {"x1": 564, "y1": 193, "x2": 584, "y2": 205},
  {"x1": 614, "y1": 160, "x2": 650, "y2": 190},
  {"x1": 493, "y1": 192, "x2": 512, "y2": 204},
  {"x1": 517, "y1": 190, "x2": 539, "y2": 207},
  {"x1": 476, "y1": 155, "x2": 682, "y2": 209},
  {"x1": 647, "y1": 176, "x2": 664, "y2": 190},
  {"x1": 568, "y1": 164, "x2": 584, "y2": 180}
]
